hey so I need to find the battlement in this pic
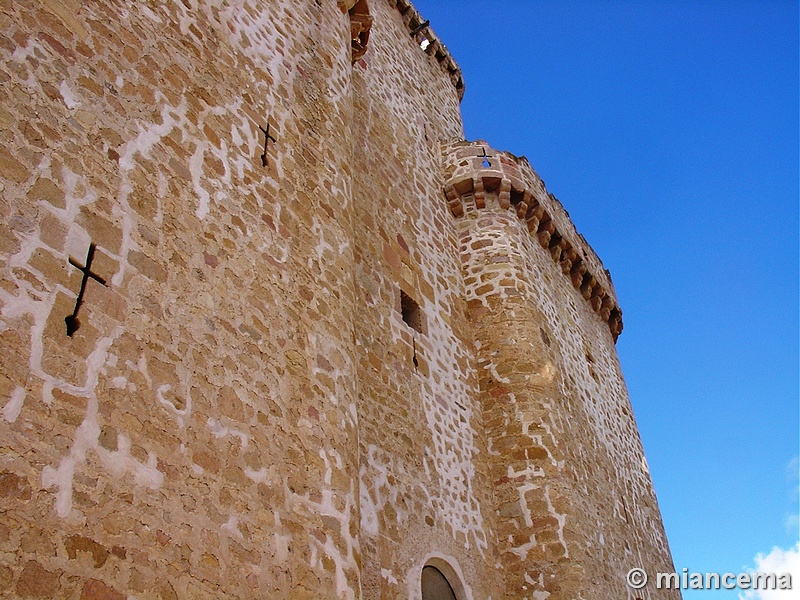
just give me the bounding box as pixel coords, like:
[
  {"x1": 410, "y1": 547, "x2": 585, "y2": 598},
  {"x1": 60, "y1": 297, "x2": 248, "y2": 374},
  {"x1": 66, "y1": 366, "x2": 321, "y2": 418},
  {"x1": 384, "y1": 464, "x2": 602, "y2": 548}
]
[
  {"x1": 388, "y1": 0, "x2": 465, "y2": 99},
  {"x1": 342, "y1": 0, "x2": 465, "y2": 98},
  {"x1": 442, "y1": 141, "x2": 624, "y2": 340}
]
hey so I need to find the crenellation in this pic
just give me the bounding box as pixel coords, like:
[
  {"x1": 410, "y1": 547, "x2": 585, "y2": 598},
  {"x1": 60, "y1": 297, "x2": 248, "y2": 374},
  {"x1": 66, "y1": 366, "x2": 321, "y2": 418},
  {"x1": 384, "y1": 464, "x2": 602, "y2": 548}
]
[
  {"x1": 442, "y1": 141, "x2": 624, "y2": 342},
  {"x1": 386, "y1": 0, "x2": 465, "y2": 99}
]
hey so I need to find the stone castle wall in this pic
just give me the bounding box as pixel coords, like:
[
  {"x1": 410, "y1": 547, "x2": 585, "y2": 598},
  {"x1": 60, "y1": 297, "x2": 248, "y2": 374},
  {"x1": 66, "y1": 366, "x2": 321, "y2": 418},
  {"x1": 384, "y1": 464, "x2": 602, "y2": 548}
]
[{"x1": 0, "y1": 1, "x2": 677, "y2": 598}]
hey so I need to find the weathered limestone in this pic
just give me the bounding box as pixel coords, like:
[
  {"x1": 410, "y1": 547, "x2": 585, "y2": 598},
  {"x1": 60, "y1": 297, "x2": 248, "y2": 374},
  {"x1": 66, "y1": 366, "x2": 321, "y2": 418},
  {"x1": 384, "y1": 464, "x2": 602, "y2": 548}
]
[{"x1": 0, "y1": 1, "x2": 677, "y2": 598}]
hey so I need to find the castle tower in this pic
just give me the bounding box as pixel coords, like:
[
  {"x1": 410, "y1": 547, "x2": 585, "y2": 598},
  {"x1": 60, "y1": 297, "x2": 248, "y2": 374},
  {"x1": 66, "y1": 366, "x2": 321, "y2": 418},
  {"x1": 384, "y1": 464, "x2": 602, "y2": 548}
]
[{"x1": 443, "y1": 141, "x2": 678, "y2": 598}]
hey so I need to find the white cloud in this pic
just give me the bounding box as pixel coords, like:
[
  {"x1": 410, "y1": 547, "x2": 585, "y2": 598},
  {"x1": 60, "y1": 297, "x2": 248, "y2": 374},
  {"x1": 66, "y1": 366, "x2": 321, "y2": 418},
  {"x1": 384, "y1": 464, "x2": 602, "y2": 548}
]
[
  {"x1": 739, "y1": 542, "x2": 800, "y2": 600},
  {"x1": 738, "y1": 457, "x2": 800, "y2": 599}
]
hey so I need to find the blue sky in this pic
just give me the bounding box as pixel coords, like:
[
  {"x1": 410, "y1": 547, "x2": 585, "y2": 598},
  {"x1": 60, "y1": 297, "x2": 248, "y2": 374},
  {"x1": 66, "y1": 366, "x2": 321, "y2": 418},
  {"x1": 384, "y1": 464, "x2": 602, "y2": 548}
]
[{"x1": 411, "y1": 1, "x2": 799, "y2": 596}]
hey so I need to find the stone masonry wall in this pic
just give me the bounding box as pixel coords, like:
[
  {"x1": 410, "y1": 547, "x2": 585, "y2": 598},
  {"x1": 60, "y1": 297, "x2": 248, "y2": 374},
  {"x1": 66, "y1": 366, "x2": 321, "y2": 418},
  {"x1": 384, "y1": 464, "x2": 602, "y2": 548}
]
[
  {"x1": 350, "y1": 3, "x2": 501, "y2": 599},
  {"x1": 0, "y1": 1, "x2": 364, "y2": 597},
  {"x1": 0, "y1": 1, "x2": 677, "y2": 599}
]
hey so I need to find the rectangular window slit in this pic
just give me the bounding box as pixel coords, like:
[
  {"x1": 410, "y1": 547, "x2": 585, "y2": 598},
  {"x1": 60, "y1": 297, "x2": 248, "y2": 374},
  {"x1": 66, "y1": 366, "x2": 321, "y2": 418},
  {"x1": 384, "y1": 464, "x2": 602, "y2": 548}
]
[{"x1": 400, "y1": 290, "x2": 423, "y2": 334}]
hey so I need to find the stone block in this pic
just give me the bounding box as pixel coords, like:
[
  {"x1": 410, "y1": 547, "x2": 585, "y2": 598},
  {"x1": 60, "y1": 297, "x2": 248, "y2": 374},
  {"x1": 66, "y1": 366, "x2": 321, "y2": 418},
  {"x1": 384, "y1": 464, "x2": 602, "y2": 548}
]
[
  {"x1": 0, "y1": 147, "x2": 31, "y2": 183},
  {"x1": 80, "y1": 579, "x2": 125, "y2": 600},
  {"x1": 16, "y1": 560, "x2": 61, "y2": 598}
]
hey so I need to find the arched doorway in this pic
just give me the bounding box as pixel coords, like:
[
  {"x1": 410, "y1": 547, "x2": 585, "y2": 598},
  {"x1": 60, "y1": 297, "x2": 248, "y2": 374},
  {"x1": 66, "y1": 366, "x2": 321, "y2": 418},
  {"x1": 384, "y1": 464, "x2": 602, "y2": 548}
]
[{"x1": 421, "y1": 565, "x2": 457, "y2": 600}]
